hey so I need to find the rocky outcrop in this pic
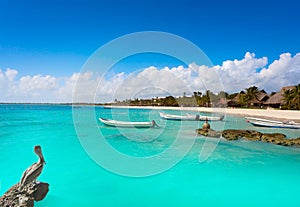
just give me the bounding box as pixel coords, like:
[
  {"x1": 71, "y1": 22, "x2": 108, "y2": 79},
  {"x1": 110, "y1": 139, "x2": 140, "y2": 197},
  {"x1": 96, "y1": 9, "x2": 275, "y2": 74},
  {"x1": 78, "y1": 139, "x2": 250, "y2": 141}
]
[
  {"x1": 196, "y1": 128, "x2": 299, "y2": 147},
  {"x1": 222, "y1": 129, "x2": 263, "y2": 141},
  {"x1": 291, "y1": 137, "x2": 300, "y2": 146},
  {"x1": 0, "y1": 182, "x2": 49, "y2": 207}
]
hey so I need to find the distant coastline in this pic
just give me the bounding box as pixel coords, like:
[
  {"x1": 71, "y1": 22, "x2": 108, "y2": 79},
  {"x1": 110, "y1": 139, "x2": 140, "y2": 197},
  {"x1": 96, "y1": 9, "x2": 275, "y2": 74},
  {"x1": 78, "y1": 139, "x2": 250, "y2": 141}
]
[
  {"x1": 102, "y1": 105, "x2": 300, "y2": 121},
  {"x1": 1, "y1": 102, "x2": 300, "y2": 121},
  {"x1": 1, "y1": 84, "x2": 299, "y2": 111},
  {"x1": 3, "y1": 103, "x2": 297, "y2": 121}
]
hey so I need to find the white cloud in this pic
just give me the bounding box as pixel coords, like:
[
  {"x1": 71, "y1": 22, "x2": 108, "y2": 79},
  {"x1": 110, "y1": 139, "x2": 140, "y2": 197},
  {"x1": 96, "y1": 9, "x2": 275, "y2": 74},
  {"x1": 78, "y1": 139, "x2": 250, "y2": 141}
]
[
  {"x1": 5, "y1": 68, "x2": 18, "y2": 81},
  {"x1": 257, "y1": 53, "x2": 300, "y2": 91},
  {"x1": 19, "y1": 75, "x2": 56, "y2": 92},
  {"x1": 0, "y1": 52, "x2": 299, "y2": 102},
  {"x1": 215, "y1": 52, "x2": 268, "y2": 92},
  {"x1": 0, "y1": 68, "x2": 18, "y2": 100}
]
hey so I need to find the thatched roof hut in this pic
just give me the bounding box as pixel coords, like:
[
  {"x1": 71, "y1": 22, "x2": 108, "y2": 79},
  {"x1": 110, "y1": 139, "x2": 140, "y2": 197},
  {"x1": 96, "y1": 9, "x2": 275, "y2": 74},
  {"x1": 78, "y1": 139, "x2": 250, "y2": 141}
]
[
  {"x1": 257, "y1": 90, "x2": 269, "y2": 102},
  {"x1": 264, "y1": 86, "x2": 295, "y2": 107},
  {"x1": 228, "y1": 90, "x2": 269, "y2": 107},
  {"x1": 226, "y1": 91, "x2": 245, "y2": 107},
  {"x1": 248, "y1": 90, "x2": 270, "y2": 107},
  {"x1": 232, "y1": 91, "x2": 245, "y2": 102}
]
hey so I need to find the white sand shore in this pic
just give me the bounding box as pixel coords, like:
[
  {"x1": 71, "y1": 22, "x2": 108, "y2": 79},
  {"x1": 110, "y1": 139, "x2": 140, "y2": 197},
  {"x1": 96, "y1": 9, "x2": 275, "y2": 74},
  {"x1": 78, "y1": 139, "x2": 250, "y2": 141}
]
[{"x1": 105, "y1": 106, "x2": 300, "y2": 121}]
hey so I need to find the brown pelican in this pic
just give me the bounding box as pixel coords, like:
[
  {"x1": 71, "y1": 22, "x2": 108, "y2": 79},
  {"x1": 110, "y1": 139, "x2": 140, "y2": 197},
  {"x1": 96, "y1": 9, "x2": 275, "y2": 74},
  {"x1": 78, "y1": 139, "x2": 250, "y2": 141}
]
[{"x1": 19, "y1": 146, "x2": 46, "y2": 188}]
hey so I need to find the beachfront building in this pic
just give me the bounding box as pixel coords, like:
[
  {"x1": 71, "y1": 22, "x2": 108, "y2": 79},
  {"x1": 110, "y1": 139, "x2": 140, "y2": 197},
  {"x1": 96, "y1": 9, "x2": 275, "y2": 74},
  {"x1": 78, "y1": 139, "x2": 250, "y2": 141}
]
[
  {"x1": 264, "y1": 86, "x2": 295, "y2": 108},
  {"x1": 226, "y1": 89, "x2": 269, "y2": 108},
  {"x1": 227, "y1": 91, "x2": 246, "y2": 107},
  {"x1": 248, "y1": 90, "x2": 269, "y2": 108}
]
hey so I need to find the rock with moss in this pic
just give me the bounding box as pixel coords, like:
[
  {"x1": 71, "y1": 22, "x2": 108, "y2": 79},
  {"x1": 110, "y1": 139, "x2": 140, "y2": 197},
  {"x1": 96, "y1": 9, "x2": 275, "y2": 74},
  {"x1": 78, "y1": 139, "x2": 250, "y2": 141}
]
[
  {"x1": 291, "y1": 137, "x2": 300, "y2": 146},
  {"x1": 220, "y1": 129, "x2": 242, "y2": 140},
  {"x1": 221, "y1": 129, "x2": 263, "y2": 141},
  {"x1": 196, "y1": 127, "x2": 298, "y2": 147},
  {"x1": 261, "y1": 133, "x2": 286, "y2": 144},
  {"x1": 196, "y1": 129, "x2": 221, "y2": 138}
]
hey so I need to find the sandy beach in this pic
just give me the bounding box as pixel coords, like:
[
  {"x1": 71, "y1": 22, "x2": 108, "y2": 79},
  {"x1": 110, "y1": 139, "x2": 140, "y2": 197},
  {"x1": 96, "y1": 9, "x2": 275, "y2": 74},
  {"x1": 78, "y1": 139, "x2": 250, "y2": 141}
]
[{"x1": 105, "y1": 106, "x2": 300, "y2": 121}]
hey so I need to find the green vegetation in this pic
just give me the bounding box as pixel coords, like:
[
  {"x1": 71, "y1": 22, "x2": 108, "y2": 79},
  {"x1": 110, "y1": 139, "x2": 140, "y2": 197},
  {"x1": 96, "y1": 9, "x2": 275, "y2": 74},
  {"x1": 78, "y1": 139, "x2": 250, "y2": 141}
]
[
  {"x1": 114, "y1": 90, "x2": 226, "y2": 107},
  {"x1": 282, "y1": 84, "x2": 300, "y2": 110},
  {"x1": 112, "y1": 84, "x2": 300, "y2": 110}
]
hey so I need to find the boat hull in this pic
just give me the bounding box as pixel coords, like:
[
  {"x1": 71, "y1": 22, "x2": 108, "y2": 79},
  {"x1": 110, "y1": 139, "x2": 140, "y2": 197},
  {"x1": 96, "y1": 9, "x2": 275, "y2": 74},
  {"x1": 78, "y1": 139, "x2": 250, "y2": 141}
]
[
  {"x1": 99, "y1": 118, "x2": 154, "y2": 128},
  {"x1": 159, "y1": 112, "x2": 224, "y2": 121},
  {"x1": 247, "y1": 119, "x2": 300, "y2": 129}
]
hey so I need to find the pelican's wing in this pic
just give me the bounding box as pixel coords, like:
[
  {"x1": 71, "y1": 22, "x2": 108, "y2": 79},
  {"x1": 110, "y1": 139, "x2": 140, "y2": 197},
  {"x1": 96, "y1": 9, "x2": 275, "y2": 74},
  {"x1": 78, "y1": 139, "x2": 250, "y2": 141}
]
[
  {"x1": 20, "y1": 162, "x2": 43, "y2": 186},
  {"x1": 20, "y1": 165, "x2": 34, "y2": 185}
]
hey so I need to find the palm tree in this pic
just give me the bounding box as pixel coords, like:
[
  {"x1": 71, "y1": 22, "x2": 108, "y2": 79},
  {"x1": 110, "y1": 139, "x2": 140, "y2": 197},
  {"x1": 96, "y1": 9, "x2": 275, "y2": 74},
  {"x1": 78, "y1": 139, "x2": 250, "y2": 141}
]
[
  {"x1": 291, "y1": 84, "x2": 300, "y2": 110},
  {"x1": 238, "y1": 93, "x2": 248, "y2": 107},
  {"x1": 201, "y1": 90, "x2": 211, "y2": 107},
  {"x1": 193, "y1": 92, "x2": 197, "y2": 98},
  {"x1": 245, "y1": 86, "x2": 259, "y2": 100},
  {"x1": 245, "y1": 86, "x2": 260, "y2": 107},
  {"x1": 207, "y1": 90, "x2": 213, "y2": 107},
  {"x1": 283, "y1": 89, "x2": 294, "y2": 110}
]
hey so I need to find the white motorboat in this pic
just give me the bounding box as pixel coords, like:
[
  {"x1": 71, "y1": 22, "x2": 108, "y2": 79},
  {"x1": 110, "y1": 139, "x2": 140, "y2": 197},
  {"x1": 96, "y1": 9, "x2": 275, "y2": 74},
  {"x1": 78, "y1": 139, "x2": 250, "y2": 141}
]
[
  {"x1": 99, "y1": 117, "x2": 157, "y2": 128},
  {"x1": 245, "y1": 117, "x2": 300, "y2": 129},
  {"x1": 159, "y1": 112, "x2": 224, "y2": 121}
]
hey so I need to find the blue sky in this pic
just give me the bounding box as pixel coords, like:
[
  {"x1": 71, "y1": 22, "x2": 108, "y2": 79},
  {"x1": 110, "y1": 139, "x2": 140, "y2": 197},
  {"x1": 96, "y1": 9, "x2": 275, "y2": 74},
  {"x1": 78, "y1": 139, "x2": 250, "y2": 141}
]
[
  {"x1": 0, "y1": 0, "x2": 299, "y2": 102},
  {"x1": 1, "y1": 0, "x2": 299, "y2": 76}
]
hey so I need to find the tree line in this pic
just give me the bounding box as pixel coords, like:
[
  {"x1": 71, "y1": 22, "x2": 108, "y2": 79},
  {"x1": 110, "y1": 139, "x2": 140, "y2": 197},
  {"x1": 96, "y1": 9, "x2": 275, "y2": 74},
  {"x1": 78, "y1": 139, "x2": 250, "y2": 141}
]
[
  {"x1": 282, "y1": 84, "x2": 300, "y2": 110},
  {"x1": 112, "y1": 84, "x2": 300, "y2": 110}
]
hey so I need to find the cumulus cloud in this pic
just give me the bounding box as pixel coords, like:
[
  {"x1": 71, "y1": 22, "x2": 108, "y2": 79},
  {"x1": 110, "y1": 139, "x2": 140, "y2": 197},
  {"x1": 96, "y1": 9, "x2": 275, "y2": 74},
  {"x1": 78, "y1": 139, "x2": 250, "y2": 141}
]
[
  {"x1": 257, "y1": 53, "x2": 300, "y2": 91},
  {"x1": 0, "y1": 52, "x2": 299, "y2": 103},
  {"x1": 0, "y1": 70, "x2": 58, "y2": 102},
  {"x1": 215, "y1": 52, "x2": 268, "y2": 91},
  {"x1": 0, "y1": 68, "x2": 19, "y2": 101},
  {"x1": 99, "y1": 52, "x2": 300, "y2": 101},
  {"x1": 5, "y1": 69, "x2": 18, "y2": 81},
  {"x1": 19, "y1": 75, "x2": 56, "y2": 93}
]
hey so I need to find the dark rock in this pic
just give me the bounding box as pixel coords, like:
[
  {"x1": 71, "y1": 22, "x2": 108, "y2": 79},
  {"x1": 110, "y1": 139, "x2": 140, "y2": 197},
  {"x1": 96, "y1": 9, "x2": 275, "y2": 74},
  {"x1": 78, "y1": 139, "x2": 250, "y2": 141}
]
[
  {"x1": 196, "y1": 129, "x2": 221, "y2": 138},
  {"x1": 242, "y1": 130, "x2": 262, "y2": 141},
  {"x1": 222, "y1": 129, "x2": 261, "y2": 141},
  {"x1": 261, "y1": 133, "x2": 284, "y2": 142},
  {"x1": 291, "y1": 137, "x2": 300, "y2": 146},
  {"x1": 282, "y1": 140, "x2": 294, "y2": 146},
  {"x1": 33, "y1": 182, "x2": 49, "y2": 201},
  {"x1": 196, "y1": 127, "x2": 299, "y2": 148},
  {"x1": 261, "y1": 133, "x2": 286, "y2": 140},
  {"x1": 220, "y1": 129, "x2": 240, "y2": 140},
  {"x1": 0, "y1": 182, "x2": 49, "y2": 207}
]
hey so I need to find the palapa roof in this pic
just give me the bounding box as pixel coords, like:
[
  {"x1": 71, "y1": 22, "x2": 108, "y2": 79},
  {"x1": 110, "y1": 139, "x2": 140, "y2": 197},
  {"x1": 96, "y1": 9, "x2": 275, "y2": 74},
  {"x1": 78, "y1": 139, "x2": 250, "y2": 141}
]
[
  {"x1": 257, "y1": 91, "x2": 269, "y2": 101},
  {"x1": 231, "y1": 90, "x2": 268, "y2": 104},
  {"x1": 249, "y1": 90, "x2": 269, "y2": 104},
  {"x1": 232, "y1": 91, "x2": 245, "y2": 102},
  {"x1": 264, "y1": 85, "x2": 295, "y2": 105}
]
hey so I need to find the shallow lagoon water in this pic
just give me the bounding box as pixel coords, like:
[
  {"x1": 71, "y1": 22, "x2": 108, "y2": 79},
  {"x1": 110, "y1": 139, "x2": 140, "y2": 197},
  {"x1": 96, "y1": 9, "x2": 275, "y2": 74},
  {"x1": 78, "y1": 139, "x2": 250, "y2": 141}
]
[{"x1": 1, "y1": 104, "x2": 300, "y2": 207}]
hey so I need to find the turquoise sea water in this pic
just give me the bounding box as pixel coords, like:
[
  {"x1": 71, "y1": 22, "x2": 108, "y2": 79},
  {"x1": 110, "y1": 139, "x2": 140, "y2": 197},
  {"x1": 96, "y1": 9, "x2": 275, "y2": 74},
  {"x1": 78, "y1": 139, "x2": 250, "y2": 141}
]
[{"x1": 1, "y1": 104, "x2": 300, "y2": 207}]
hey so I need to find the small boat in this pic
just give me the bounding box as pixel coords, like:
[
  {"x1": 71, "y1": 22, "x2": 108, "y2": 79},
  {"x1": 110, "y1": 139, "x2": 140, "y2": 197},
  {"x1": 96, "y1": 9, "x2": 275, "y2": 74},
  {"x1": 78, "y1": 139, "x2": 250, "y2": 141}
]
[
  {"x1": 99, "y1": 117, "x2": 157, "y2": 128},
  {"x1": 159, "y1": 112, "x2": 224, "y2": 121},
  {"x1": 159, "y1": 112, "x2": 194, "y2": 121},
  {"x1": 187, "y1": 113, "x2": 225, "y2": 121},
  {"x1": 246, "y1": 118, "x2": 300, "y2": 129},
  {"x1": 245, "y1": 117, "x2": 283, "y2": 124}
]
